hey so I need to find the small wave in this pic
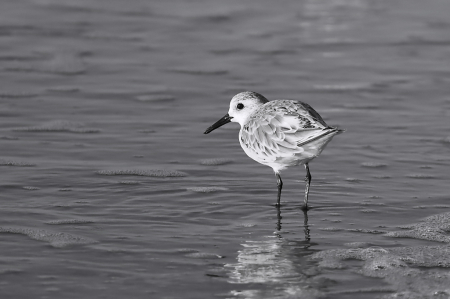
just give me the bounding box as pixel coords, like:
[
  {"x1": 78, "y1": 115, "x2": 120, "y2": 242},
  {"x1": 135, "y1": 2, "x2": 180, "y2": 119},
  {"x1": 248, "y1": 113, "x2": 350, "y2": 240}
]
[
  {"x1": 347, "y1": 228, "x2": 387, "y2": 234},
  {"x1": 166, "y1": 68, "x2": 228, "y2": 76},
  {"x1": 185, "y1": 252, "x2": 224, "y2": 259},
  {"x1": 360, "y1": 209, "x2": 378, "y2": 213},
  {"x1": 200, "y1": 158, "x2": 233, "y2": 165},
  {"x1": 313, "y1": 83, "x2": 372, "y2": 91},
  {"x1": 23, "y1": 186, "x2": 40, "y2": 190},
  {"x1": 119, "y1": 181, "x2": 141, "y2": 185},
  {"x1": 0, "y1": 91, "x2": 39, "y2": 98},
  {"x1": 312, "y1": 242, "x2": 450, "y2": 298},
  {"x1": 187, "y1": 187, "x2": 228, "y2": 193},
  {"x1": 6, "y1": 51, "x2": 87, "y2": 75},
  {"x1": 96, "y1": 169, "x2": 187, "y2": 177},
  {"x1": 0, "y1": 226, "x2": 96, "y2": 248},
  {"x1": 361, "y1": 162, "x2": 388, "y2": 168},
  {"x1": 406, "y1": 174, "x2": 436, "y2": 179},
  {"x1": 319, "y1": 227, "x2": 343, "y2": 232},
  {"x1": 13, "y1": 120, "x2": 100, "y2": 134},
  {"x1": 45, "y1": 219, "x2": 94, "y2": 225},
  {"x1": 46, "y1": 86, "x2": 80, "y2": 92},
  {"x1": 0, "y1": 136, "x2": 19, "y2": 140},
  {"x1": 135, "y1": 94, "x2": 175, "y2": 102},
  {"x1": 344, "y1": 242, "x2": 372, "y2": 248},
  {"x1": 345, "y1": 177, "x2": 362, "y2": 182},
  {"x1": 0, "y1": 159, "x2": 35, "y2": 167}
]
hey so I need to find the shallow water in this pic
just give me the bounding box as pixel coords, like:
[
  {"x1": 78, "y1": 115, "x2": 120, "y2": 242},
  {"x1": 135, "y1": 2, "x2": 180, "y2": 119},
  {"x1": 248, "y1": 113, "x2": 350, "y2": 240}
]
[{"x1": 1, "y1": 0, "x2": 450, "y2": 298}]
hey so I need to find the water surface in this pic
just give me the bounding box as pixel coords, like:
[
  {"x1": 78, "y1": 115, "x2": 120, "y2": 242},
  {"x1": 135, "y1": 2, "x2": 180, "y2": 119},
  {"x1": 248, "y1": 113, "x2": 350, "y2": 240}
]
[{"x1": 1, "y1": 0, "x2": 450, "y2": 298}]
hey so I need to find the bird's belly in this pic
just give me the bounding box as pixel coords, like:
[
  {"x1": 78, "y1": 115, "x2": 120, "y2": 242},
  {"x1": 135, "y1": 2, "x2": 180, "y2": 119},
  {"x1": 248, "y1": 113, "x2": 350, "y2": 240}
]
[
  {"x1": 238, "y1": 129, "x2": 339, "y2": 171},
  {"x1": 239, "y1": 138, "x2": 305, "y2": 170},
  {"x1": 240, "y1": 140, "x2": 273, "y2": 165}
]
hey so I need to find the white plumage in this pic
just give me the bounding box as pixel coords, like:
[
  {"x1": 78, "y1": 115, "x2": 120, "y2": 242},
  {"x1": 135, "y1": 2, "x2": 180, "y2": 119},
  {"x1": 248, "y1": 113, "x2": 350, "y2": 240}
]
[{"x1": 204, "y1": 91, "x2": 343, "y2": 209}]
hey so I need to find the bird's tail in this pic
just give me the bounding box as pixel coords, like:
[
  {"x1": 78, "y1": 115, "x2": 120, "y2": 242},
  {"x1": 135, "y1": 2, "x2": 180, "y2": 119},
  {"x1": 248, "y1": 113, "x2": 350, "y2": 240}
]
[
  {"x1": 332, "y1": 127, "x2": 345, "y2": 134},
  {"x1": 297, "y1": 127, "x2": 343, "y2": 147}
]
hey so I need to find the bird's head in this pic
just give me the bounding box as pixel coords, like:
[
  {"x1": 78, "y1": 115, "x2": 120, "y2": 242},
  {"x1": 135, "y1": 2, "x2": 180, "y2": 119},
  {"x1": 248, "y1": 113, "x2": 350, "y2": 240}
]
[{"x1": 204, "y1": 91, "x2": 269, "y2": 134}]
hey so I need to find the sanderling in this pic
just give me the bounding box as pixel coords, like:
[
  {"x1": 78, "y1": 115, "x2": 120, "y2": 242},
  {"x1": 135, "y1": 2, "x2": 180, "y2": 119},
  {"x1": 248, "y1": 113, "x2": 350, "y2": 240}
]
[{"x1": 204, "y1": 91, "x2": 343, "y2": 209}]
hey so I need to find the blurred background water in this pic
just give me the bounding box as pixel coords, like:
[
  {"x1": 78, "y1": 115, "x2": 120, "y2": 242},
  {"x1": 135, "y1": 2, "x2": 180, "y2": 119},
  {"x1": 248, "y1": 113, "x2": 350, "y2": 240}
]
[{"x1": 1, "y1": 0, "x2": 450, "y2": 298}]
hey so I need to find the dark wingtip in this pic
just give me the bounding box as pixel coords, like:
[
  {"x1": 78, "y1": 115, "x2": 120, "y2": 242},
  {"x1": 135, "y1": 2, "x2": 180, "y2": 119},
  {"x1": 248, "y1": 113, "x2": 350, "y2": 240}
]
[{"x1": 327, "y1": 127, "x2": 345, "y2": 134}]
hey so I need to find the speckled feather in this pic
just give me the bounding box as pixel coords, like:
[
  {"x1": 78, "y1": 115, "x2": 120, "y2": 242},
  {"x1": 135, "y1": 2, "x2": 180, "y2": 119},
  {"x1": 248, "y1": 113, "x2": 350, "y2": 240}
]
[{"x1": 239, "y1": 100, "x2": 340, "y2": 172}]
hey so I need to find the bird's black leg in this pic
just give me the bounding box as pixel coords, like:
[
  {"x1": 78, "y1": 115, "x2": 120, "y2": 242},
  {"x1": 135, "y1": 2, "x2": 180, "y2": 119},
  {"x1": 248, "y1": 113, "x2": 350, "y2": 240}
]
[
  {"x1": 275, "y1": 172, "x2": 283, "y2": 206},
  {"x1": 303, "y1": 163, "x2": 311, "y2": 210}
]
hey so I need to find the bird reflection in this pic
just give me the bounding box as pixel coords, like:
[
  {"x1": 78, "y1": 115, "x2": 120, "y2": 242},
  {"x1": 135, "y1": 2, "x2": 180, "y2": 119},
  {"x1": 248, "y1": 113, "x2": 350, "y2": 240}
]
[
  {"x1": 275, "y1": 205, "x2": 311, "y2": 242},
  {"x1": 276, "y1": 204, "x2": 282, "y2": 231},
  {"x1": 303, "y1": 209, "x2": 311, "y2": 242},
  {"x1": 226, "y1": 206, "x2": 317, "y2": 297}
]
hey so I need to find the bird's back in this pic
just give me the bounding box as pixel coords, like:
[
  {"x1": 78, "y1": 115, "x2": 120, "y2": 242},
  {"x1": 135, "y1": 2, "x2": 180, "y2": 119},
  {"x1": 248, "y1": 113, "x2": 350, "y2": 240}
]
[{"x1": 239, "y1": 100, "x2": 342, "y2": 172}]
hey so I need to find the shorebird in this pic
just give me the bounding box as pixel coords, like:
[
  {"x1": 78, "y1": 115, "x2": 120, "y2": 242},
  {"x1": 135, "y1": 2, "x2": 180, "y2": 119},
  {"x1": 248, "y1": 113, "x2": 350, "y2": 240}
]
[{"x1": 204, "y1": 91, "x2": 343, "y2": 209}]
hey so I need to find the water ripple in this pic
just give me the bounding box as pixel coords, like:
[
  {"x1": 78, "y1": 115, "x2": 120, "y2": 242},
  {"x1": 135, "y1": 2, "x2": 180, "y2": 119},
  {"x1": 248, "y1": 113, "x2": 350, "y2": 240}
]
[
  {"x1": 96, "y1": 169, "x2": 187, "y2": 177},
  {"x1": 13, "y1": 120, "x2": 100, "y2": 133},
  {"x1": 0, "y1": 226, "x2": 96, "y2": 248}
]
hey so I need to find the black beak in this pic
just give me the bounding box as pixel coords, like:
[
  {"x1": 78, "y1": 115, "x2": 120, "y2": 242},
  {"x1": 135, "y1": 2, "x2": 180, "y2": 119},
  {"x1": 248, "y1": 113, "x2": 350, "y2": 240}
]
[{"x1": 204, "y1": 114, "x2": 233, "y2": 134}]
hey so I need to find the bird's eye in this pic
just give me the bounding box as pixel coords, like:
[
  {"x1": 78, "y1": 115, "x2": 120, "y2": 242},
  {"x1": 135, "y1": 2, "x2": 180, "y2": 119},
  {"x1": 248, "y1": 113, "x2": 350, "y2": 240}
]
[{"x1": 236, "y1": 103, "x2": 244, "y2": 110}]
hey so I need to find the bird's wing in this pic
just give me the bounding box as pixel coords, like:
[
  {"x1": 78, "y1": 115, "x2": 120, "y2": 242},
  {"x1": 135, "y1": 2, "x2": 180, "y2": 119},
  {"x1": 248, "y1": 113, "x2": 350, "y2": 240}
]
[{"x1": 240, "y1": 100, "x2": 333, "y2": 158}]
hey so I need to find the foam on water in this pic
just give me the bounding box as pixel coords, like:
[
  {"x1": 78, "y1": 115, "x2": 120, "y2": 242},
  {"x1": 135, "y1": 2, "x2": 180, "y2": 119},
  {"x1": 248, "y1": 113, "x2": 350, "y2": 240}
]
[
  {"x1": 0, "y1": 227, "x2": 96, "y2": 248},
  {"x1": 313, "y1": 245, "x2": 450, "y2": 297},
  {"x1": 313, "y1": 213, "x2": 450, "y2": 297},
  {"x1": 385, "y1": 212, "x2": 450, "y2": 243}
]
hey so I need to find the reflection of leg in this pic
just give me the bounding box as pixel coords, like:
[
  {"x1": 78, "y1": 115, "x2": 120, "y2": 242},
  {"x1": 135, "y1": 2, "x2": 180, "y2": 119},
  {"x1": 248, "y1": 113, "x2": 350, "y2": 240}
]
[
  {"x1": 303, "y1": 209, "x2": 310, "y2": 241},
  {"x1": 303, "y1": 164, "x2": 311, "y2": 209},
  {"x1": 275, "y1": 172, "x2": 283, "y2": 206},
  {"x1": 276, "y1": 204, "x2": 282, "y2": 231}
]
